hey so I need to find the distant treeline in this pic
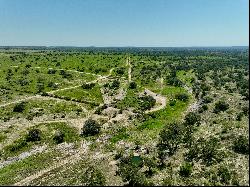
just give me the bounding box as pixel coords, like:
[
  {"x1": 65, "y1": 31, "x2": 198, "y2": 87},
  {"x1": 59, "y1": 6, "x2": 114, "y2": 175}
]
[{"x1": 0, "y1": 46, "x2": 248, "y2": 54}]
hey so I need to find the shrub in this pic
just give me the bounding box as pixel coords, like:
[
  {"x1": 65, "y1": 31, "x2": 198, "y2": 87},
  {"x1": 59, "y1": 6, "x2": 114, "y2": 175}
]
[
  {"x1": 94, "y1": 107, "x2": 102, "y2": 115},
  {"x1": 233, "y1": 135, "x2": 249, "y2": 155},
  {"x1": 48, "y1": 81, "x2": 58, "y2": 89},
  {"x1": 37, "y1": 82, "x2": 45, "y2": 93},
  {"x1": 139, "y1": 95, "x2": 156, "y2": 111},
  {"x1": 169, "y1": 99, "x2": 176, "y2": 106},
  {"x1": 53, "y1": 130, "x2": 65, "y2": 144},
  {"x1": 48, "y1": 69, "x2": 57, "y2": 74},
  {"x1": 167, "y1": 77, "x2": 183, "y2": 87},
  {"x1": 129, "y1": 81, "x2": 137, "y2": 89},
  {"x1": 13, "y1": 102, "x2": 26, "y2": 113},
  {"x1": 213, "y1": 100, "x2": 229, "y2": 114},
  {"x1": 116, "y1": 67, "x2": 125, "y2": 75},
  {"x1": 26, "y1": 129, "x2": 41, "y2": 142},
  {"x1": 175, "y1": 93, "x2": 189, "y2": 102},
  {"x1": 82, "y1": 83, "x2": 95, "y2": 89},
  {"x1": 203, "y1": 96, "x2": 213, "y2": 104},
  {"x1": 81, "y1": 119, "x2": 101, "y2": 136},
  {"x1": 184, "y1": 112, "x2": 201, "y2": 127},
  {"x1": 201, "y1": 104, "x2": 208, "y2": 111},
  {"x1": 9, "y1": 139, "x2": 27, "y2": 152},
  {"x1": 157, "y1": 123, "x2": 184, "y2": 158},
  {"x1": 185, "y1": 137, "x2": 224, "y2": 166},
  {"x1": 179, "y1": 162, "x2": 193, "y2": 177},
  {"x1": 218, "y1": 166, "x2": 231, "y2": 184},
  {"x1": 236, "y1": 112, "x2": 244, "y2": 121},
  {"x1": 117, "y1": 156, "x2": 152, "y2": 186},
  {"x1": 110, "y1": 79, "x2": 120, "y2": 89},
  {"x1": 242, "y1": 106, "x2": 249, "y2": 116},
  {"x1": 83, "y1": 166, "x2": 106, "y2": 186}
]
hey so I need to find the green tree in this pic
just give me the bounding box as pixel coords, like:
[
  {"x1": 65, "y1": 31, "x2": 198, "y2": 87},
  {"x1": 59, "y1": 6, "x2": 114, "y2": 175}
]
[
  {"x1": 175, "y1": 93, "x2": 189, "y2": 102},
  {"x1": 81, "y1": 119, "x2": 101, "y2": 136},
  {"x1": 26, "y1": 129, "x2": 41, "y2": 142},
  {"x1": 233, "y1": 135, "x2": 249, "y2": 155},
  {"x1": 157, "y1": 123, "x2": 184, "y2": 158},
  {"x1": 213, "y1": 100, "x2": 229, "y2": 114},
  {"x1": 129, "y1": 81, "x2": 137, "y2": 89},
  {"x1": 179, "y1": 162, "x2": 193, "y2": 177},
  {"x1": 53, "y1": 130, "x2": 65, "y2": 144},
  {"x1": 13, "y1": 102, "x2": 26, "y2": 113},
  {"x1": 83, "y1": 166, "x2": 106, "y2": 186}
]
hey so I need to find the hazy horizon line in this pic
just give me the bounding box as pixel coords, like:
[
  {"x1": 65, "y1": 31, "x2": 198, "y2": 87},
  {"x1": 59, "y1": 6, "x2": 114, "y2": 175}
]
[{"x1": 0, "y1": 45, "x2": 248, "y2": 48}]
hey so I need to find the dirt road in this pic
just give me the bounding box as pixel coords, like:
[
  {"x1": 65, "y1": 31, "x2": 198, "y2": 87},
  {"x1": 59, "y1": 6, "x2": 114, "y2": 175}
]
[{"x1": 144, "y1": 89, "x2": 167, "y2": 113}]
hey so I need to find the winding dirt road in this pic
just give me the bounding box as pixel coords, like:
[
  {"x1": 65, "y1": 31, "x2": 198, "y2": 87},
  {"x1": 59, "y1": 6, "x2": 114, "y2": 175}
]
[{"x1": 144, "y1": 89, "x2": 167, "y2": 113}]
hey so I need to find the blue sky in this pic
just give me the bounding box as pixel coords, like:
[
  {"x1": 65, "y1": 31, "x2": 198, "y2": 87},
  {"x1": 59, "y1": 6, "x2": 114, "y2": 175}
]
[{"x1": 0, "y1": 0, "x2": 248, "y2": 47}]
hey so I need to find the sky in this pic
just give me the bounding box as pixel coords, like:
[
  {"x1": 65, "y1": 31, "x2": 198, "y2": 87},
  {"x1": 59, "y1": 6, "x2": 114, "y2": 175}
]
[{"x1": 0, "y1": 0, "x2": 248, "y2": 47}]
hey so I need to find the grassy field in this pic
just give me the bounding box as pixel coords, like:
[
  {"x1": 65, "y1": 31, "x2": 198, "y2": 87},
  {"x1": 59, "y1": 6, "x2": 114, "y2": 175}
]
[{"x1": 0, "y1": 48, "x2": 248, "y2": 186}]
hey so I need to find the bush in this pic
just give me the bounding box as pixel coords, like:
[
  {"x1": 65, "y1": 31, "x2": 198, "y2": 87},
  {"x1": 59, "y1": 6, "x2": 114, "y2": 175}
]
[
  {"x1": 157, "y1": 123, "x2": 184, "y2": 158},
  {"x1": 169, "y1": 99, "x2": 176, "y2": 106},
  {"x1": 184, "y1": 112, "x2": 201, "y2": 127},
  {"x1": 179, "y1": 162, "x2": 193, "y2": 177},
  {"x1": 129, "y1": 81, "x2": 137, "y2": 89},
  {"x1": 81, "y1": 119, "x2": 101, "y2": 136},
  {"x1": 48, "y1": 81, "x2": 58, "y2": 89},
  {"x1": 203, "y1": 96, "x2": 213, "y2": 104},
  {"x1": 213, "y1": 100, "x2": 229, "y2": 114},
  {"x1": 110, "y1": 79, "x2": 120, "y2": 89},
  {"x1": 218, "y1": 166, "x2": 231, "y2": 184},
  {"x1": 13, "y1": 102, "x2": 26, "y2": 113},
  {"x1": 83, "y1": 166, "x2": 106, "y2": 186},
  {"x1": 236, "y1": 112, "x2": 244, "y2": 121},
  {"x1": 82, "y1": 83, "x2": 95, "y2": 89},
  {"x1": 9, "y1": 139, "x2": 27, "y2": 152},
  {"x1": 117, "y1": 156, "x2": 152, "y2": 186},
  {"x1": 26, "y1": 129, "x2": 41, "y2": 142},
  {"x1": 116, "y1": 67, "x2": 125, "y2": 75},
  {"x1": 94, "y1": 107, "x2": 102, "y2": 115},
  {"x1": 198, "y1": 104, "x2": 208, "y2": 113},
  {"x1": 48, "y1": 69, "x2": 57, "y2": 74},
  {"x1": 185, "y1": 137, "x2": 224, "y2": 166},
  {"x1": 242, "y1": 106, "x2": 249, "y2": 116},
  {"x1": 139, "y1": 95, "x2": 156, "y2": 111},
  {"x1": 202, "y1": 104, "x2": 208, "y2": 111},
  {"x1": 175, "y1": 93, "x2": 189, "y2": 102},
  {"x1": 233, "y1": 135, "x2": 249, "y2": 155},
  {"x1": 53, "y1": 130, "x2": 65, "y2": 144}
]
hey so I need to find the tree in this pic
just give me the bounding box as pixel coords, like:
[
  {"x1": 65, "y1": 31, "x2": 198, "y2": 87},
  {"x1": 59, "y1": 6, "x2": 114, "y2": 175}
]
[
  {"x1": 117, "y1": 156, "x2": 152, "y2": 186},
  {"x1": 213, "y1": 100, "x2": 229, "y2": 114},
  {"x1": 179, "y1": 162, "x2": 193, "y2": 177},
  {"x1": 81, "y1": 119, "x2": 101, "y2": 136},
  {"x1": 37, "y1": 82, "x2": 45, "y2": 93},
  {"x1": 116, "y1": 67, "x2": 125, "y2": 75},
  {"x1": 26, "y1": 129, "x2": 41, "y2": 142},
  {"x1": 48, "y1": 69, "x2": 57, "y2": 74},
  {"x1": 139, "y1": 95, "x2": 156, "y2": 111},
  {"x1": 157, "y1": 123, "x2": 184, "y2": 158},
  {"x1": 184, "y1": 112, "x2": 201, "y2": 127},
  {"x1": 129, "y1": 81, "x2": 137, "y2": 89},
  {"x1": 53, "y1": 130, "x2": 65, "y2": 144},
  {"x1": 82, "y1": 83, "x2": 95, "y2": 89},
  {"x1": 185, "y1": 137, "x2": 224, "y2": 166},
  {"x1": 83, "y1": 166, "x2": 106, "y2": 186},
  {"x1": 217, "y1": 166, "x2": 231, "y2": 184},
  {"x1": 233, "y1": 135, "x2": 249, "y2": 155},
  {"x1": 175, "y1": 93, "x2": 189, "y2": 102},
  {"x1": 110, "y1": 79, "x2": 120, "y2": 89},
  {"x1": 13, "y1": 102, "x2": 26, "y2": 113}
]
